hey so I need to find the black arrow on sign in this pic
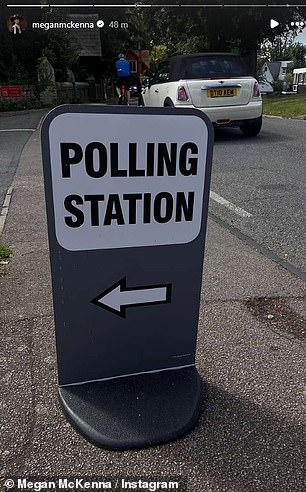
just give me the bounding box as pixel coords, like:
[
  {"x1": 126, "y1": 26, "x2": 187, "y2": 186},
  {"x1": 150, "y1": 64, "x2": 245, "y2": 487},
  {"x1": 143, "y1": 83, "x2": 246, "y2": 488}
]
[{"x1": 91, "y1": 277, "x2": 172, "y2": 318}]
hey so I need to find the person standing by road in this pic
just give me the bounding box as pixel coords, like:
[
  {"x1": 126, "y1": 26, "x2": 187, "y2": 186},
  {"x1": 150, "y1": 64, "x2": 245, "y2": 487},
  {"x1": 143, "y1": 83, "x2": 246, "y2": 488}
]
[{"x1": 115, "y1": 53, "x2": 131, "y2": 105}]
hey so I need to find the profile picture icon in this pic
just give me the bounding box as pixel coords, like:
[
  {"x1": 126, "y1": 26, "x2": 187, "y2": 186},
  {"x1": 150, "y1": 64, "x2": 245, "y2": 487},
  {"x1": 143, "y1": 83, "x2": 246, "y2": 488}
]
[{"x1": 8, "y1": 14, "x2": 27, "y2": 34}]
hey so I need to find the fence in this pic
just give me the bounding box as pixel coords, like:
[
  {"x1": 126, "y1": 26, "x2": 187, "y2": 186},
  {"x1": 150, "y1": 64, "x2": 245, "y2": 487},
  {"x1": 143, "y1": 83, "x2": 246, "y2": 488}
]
[
  {"x1": 56, "y1": 81, "x2": 104, "y2": 103},
  {"x1": 0, "y1": 81, "x2": 104, "y2": 105}
]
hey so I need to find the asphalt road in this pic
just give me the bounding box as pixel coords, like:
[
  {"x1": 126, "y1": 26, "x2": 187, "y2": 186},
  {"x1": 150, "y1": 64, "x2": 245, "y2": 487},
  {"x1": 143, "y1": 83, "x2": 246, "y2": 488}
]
[
  {"x1": 0, "y1": 110, "x2": 46, "y2": 209},
  {"x1": 210, "y1": 116, "x2": 306, "y2": 275}
]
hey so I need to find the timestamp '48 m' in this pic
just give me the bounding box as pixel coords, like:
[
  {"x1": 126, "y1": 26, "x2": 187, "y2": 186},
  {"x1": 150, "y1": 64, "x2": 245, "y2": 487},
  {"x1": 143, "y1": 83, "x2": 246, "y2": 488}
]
[{"x1": 109, "y1": 20, "x2": 129, "y2": 29}]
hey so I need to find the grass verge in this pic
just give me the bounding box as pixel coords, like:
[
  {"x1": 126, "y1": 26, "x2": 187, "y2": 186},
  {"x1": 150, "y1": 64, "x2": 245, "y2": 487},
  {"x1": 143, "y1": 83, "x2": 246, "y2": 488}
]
[
  {"x1": 0, "y1": 244, "x2": 12, "y2": 275},
  {"x1": 263, "y1": 95, "x2": 306, "y2": 118}
]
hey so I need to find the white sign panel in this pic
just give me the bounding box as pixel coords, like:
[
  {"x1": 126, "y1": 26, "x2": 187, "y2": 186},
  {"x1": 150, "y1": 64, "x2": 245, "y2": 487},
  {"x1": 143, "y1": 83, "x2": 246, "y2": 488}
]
[{"x1": 48, "y1": 112, "x2": 208, "y2": 251}]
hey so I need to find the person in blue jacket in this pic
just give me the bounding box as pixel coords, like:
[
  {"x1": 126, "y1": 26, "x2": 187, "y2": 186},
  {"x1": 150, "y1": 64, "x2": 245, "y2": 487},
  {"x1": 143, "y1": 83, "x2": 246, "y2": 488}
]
[{"x1": 115, "y1": 53, "x2": 131, "y2": 104}]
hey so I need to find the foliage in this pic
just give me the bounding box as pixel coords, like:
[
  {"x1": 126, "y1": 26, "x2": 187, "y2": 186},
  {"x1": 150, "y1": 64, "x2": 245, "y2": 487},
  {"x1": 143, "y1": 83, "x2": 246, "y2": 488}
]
[
  {"x1": 1, "y1": 2, "x2": 306, "y2": 87},
  {"x1": 290, "y1": 43, "x2": 306, "y2": 68},
  {"x1": 272, "y1": 78, "x2": 284, "y2": 93},
  {"x1": 0, "y1": 5, "x2": 80, "y2": 84},
  {"x1": 260, "y1": 36, "x2": 306, "y2": 68},
  {"x1": 128, "y1": 3, "x2": 306, "y2": 75},
  {"x1": 35, "y1": 56, "x2": 53, "y2": 99},
  {"x1": 41, "y1": 10, "x2": 80, "y2": 82},
  {"x1": 256, "y1": 65, "x2": 266, "y2": 83},
  {"x1": 176, "y1": 36, "x2": 208, "y2": 55},
  {"x1": 0, "y1": 98, "x2": 48, "y2": 112},
  {"x1": 283, "y1": 72, "x2": 293, "y2": 90},
  {"x1": 0, "y1": 245, "x2": 12, "y2": 275},
  {"x1": 150, "y1": 45, "x2": 170, "y2": 71},
  {"x1": 0, "y1": 245, "x2": 11, "y2": 260}
]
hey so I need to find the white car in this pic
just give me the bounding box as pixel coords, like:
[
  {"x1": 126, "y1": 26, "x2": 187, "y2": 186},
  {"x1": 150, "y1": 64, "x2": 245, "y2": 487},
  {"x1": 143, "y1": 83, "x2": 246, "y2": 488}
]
[{"x1": 141, "y1": 53, "x2": 263, "y2": 137}]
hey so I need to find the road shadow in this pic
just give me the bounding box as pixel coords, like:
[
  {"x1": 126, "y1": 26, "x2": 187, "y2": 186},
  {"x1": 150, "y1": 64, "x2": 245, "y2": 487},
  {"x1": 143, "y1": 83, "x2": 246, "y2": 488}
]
[
  {"x1": 169, "y1": 380, "x2": 304, "y2": 491},
  {"x1": 213, "y1": 126, "x2": 293, "y2": 145}
]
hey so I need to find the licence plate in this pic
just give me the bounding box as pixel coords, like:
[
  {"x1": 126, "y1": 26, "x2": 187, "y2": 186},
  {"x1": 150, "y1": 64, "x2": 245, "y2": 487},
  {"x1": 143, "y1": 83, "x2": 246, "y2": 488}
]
[{"x1": 207, "y1": 88, "x2": 237, "y2": 97}]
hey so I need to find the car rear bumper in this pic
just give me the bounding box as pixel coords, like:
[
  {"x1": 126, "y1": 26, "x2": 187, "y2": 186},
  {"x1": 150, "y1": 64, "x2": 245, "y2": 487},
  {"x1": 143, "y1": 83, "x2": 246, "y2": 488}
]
[{"x1": 176, "y1": 101, "x2": 263, "y2": 125}]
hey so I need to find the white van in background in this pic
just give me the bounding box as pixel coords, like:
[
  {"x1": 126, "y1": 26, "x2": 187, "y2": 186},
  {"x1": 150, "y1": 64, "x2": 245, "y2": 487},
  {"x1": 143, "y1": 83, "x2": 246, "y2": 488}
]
[{"x1": 292, "y1": 68, "x2": 306, "y2": 92}]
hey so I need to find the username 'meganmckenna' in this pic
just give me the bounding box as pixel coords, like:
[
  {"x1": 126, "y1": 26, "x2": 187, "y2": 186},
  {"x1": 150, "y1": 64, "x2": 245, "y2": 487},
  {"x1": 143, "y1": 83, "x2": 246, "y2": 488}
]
[{"x1": 32, "y1": 22, "x2": 94, "y2": 30}]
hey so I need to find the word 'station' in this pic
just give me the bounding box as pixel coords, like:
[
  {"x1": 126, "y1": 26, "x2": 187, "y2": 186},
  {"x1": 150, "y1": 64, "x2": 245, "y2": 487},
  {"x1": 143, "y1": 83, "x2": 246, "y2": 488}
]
[{"x1": 48, "y1": 112, "x2": 208, "y2": 250}]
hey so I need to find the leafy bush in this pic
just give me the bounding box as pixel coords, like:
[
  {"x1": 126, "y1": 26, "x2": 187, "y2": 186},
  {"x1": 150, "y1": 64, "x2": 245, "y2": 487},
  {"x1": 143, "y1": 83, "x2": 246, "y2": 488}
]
[
  {"x1": 272, "y1": 79, "x2": 284, "y2": 93},
  {"x1": 0, "y1": 98, "x2": 49, "y2": 112}
]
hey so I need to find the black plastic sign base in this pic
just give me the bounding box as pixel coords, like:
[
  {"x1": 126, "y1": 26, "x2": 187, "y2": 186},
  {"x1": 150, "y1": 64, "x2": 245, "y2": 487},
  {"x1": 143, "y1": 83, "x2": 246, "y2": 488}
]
[{"x1": 58, "y1": 367, "x2": 202, "y2": 450}]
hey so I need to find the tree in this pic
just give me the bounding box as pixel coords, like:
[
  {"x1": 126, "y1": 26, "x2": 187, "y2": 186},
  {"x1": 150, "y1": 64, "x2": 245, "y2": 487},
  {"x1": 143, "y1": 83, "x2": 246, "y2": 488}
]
[
  {"x1": 130, "y1": 1, "x2": 306, "y2": 75},
  {"x1": 0, "y1": 5, "x2": 80, "y2": 84},
  {"x1": 260, "y1": 36, "x2": 306, "y2": 68},
  {"x1": 150, "y1": 45, "x2": 170, "y2": 70},
  {"x1": 1, "y1": 1, "x2": 305, "y2": 85},
  {"x1": 259, "y1": 32, "x2": 306, "y2": 68},
  {"x1": 290, "y1": 42, "x2": 306, "y2": 68}
]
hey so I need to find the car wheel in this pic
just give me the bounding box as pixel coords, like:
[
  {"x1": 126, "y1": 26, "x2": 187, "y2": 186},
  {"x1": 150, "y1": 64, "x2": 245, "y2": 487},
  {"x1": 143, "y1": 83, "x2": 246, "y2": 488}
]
[
  {"x1": 240, "y1": 116, "x2": 262, "y2": 137},
  {"x1": 164, "y1": 98, "x2": 174, "y2": 107}
]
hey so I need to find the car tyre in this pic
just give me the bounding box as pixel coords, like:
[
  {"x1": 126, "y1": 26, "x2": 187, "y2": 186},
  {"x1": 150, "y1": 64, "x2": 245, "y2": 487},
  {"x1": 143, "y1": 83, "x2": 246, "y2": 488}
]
[
  {"x1": 240, "y1": 116, "x2": 262, "y2": 137},
  {"x1": 164, "y1": 98, "x2": 174, "y2": 107}
]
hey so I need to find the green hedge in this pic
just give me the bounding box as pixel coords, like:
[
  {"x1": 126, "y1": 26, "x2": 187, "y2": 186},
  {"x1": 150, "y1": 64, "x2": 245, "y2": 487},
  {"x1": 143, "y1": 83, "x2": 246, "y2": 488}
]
[{"x1": 0, "y1": 99, "x2": 49, "y2": 112}]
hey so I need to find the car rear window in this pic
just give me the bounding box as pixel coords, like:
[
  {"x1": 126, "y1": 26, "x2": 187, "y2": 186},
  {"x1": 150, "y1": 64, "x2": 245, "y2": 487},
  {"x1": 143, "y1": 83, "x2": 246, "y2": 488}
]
[{"x1": 182, "y1": 56, "x2": 248, "y2": 79}]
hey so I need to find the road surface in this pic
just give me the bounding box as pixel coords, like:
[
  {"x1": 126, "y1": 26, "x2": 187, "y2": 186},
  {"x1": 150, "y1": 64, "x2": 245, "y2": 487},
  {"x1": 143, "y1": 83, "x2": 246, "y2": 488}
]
[{"x1": 210, "y1": 116, "x2": 306, "y2": 275}]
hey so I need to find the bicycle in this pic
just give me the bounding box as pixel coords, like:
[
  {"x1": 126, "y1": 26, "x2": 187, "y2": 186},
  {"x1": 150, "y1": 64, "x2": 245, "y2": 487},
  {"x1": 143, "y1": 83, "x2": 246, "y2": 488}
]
[{"x1": 118, "y1": 82, "x2": 128, "y2": 105}]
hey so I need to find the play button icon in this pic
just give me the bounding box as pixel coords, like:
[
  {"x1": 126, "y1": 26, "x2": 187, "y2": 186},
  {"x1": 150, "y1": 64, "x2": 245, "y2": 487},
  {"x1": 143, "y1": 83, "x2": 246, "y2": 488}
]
[{"x1": 270, "y1": 19, "x2": 279, "y2": 29}]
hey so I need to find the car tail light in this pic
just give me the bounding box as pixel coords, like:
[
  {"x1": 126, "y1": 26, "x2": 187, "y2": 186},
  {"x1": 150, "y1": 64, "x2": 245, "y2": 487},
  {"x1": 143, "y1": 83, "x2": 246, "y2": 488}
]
[
  {"x1": 216, "y1": 119, "x2": 230, "y2": 125},
  {"x1": 177, "y1": 86, "x2": 189, "y2": 101},
  {"x1": 253, "y1": 82, "x2": 260, "y2": 97}
]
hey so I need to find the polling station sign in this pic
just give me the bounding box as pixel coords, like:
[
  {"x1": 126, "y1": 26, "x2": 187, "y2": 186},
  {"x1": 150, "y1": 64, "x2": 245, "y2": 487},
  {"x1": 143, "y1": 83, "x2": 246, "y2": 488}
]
[
  {"x1": 47, "y1": 108, "x2": 208, "y2": 251},
  {"x1": 41, "y1": 105, "x2": 213, "y2": 449},
  {"x1": 41, "y1": 105, "x2": 213, "y2": 386}
]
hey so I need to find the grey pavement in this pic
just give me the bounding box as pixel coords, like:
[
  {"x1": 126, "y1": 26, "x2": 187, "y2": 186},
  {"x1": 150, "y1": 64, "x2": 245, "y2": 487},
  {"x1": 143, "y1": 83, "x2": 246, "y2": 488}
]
[{"x1": 0, "y1": 127, "x2": 305, "y2": 492}]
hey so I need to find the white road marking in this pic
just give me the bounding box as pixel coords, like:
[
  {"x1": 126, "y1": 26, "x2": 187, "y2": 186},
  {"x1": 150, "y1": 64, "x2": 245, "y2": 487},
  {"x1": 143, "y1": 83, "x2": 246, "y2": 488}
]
[
  {"x1": 210, "y1": 191, "x2": 252, "y2": 218},
  {"x1": 0, "y1": 129, "x2": 35, "y2": 132}
]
